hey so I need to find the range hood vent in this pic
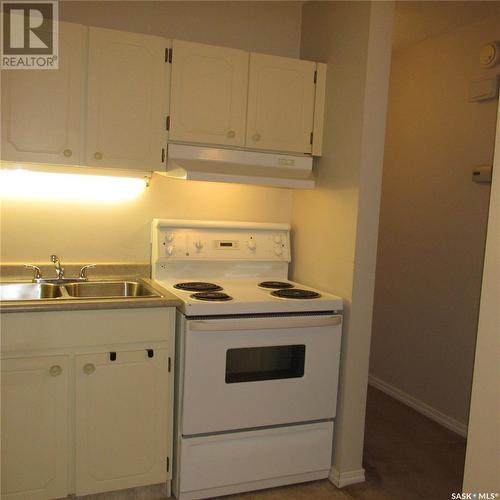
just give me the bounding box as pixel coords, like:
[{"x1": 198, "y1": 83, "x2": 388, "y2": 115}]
[{"x1": 159, "y1": 144, "x2": 315, "y2": 189}]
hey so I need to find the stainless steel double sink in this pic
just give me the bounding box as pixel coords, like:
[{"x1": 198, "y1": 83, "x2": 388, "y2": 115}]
[{"x1": 0, "y1": 281, "x2": 161, "y2": 301}]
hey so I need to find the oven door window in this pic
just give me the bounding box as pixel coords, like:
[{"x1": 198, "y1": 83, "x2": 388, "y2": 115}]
[{"x1": 225, "y1": 345, "x2": 305, "y2": 383}]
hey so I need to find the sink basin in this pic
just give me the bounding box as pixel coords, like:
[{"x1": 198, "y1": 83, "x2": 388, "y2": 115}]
[
  {"x1": 0, "y1": 283, "x2": 63, "y2": 301},
  {"x1": 63, "y1": 281, "x2": 159, "y2": 299}
]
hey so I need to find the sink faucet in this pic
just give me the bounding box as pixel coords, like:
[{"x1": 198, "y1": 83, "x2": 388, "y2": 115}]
[
  {"x1": 51, "y1": 255, "x2": 64, "y2": 279},
  {"x1": 22, "y1": 256, "x2": 96, "y2": 283}
]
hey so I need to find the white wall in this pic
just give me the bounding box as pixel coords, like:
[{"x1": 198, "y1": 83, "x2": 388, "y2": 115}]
[
  {"x1": 369, "y1": 10, "x2": 499, "y2": 429},
  {"x1": 0, "y1": 1, "x2": 301, "y2": 264},
  {"x1": 292, "y1": 0, "x2": 394, "y2": 485},
  {"x1": 462, "y1": 99, "x2": 500, "y2": 493}
]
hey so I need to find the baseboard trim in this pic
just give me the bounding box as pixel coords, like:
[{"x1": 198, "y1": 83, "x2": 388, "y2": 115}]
[
  {"x1": 368, "y1": 374, "x2": 468, "y2": 437},
  {"x1": 328, "y1": 466, "x2": 365, "y2": 488}
]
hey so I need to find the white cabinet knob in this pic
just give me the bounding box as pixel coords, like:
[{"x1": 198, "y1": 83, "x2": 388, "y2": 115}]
[
  {"x1": 49, "y1": 365, "x2": 63, "y2": 377},
  {"x1": 94, "y1": 152, "x2": 103, "y2": 160},
  {"x1": 83, "y1": 363, "x2": 95, "y2": 375},
  {"x1": 63, "y1": 149, "x2": 72, "y2": 158},
  {"x1": 274, "y1": 245, "x2": 283, "y2": 256},
  {"x1": 252, "y1": 133, "x2": 261, "y2": 142},
  {"x1": 274, "y1": 235, "x2": 282, "y2": 244},
  {"x1": 248, "y1": 240, "x2": 256, "y2": 251},
  {"x1": 195, "y1": 240, "x2": 203, "y2": 250},
  {"x1": 226, "y1": 130, "x2": 236, "y2": 139},
  {"x1": 167, "y1": 245, "x2": 175, "y2": 256},
  {"x1": 166, "y1": 232, "x2": 174, "y2": 242}
]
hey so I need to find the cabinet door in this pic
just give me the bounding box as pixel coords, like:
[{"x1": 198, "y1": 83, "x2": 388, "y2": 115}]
[
  {"x1": 246, "y1": 53, "x2": 316, "y2": 154},
  {"x1": 1, "y1": 22, "x2": 86, "y2": 165},
  {"x1": 1, "y1": 356, "x2": 69, "y2": 500},
  {"x1": 85, "y1": 28, "x2": 169, "y2": 170},
  {"x1": 75, "y1": 348, "x2": 170, "y2": 496},
  {"x1": 169, "y1": 40, "x2": 249, "y2": 147}
]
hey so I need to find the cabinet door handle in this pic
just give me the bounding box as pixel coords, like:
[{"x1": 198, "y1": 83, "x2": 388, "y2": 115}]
[
  {"x1": 226, "y1": 130, "x2": 236, "y2": 139},
  {"x1": 83, "y1": 363, "x2": 96, "y2": 375},
  {"x1": 94, "y1": 152, "x2": 103, "y2": 160},
  {"x1": 49, "y1": 365, "x2": 63, "y2": 377},
  {"x1": 252, "y1": 133, "x2": 261, "y2": 142},
  {"x1": 63, "y1": 149, "x2": 72, "y2": 158}
]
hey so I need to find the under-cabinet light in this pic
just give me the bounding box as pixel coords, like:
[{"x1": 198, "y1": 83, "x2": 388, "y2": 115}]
[{"x1": 0, "y1": 169, "x2": 148, "y2": 203}]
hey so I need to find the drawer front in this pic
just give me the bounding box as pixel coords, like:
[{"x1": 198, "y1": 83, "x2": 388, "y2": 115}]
[{"x1": 179, "y1": 421, "x2": 333, "y2": 494}]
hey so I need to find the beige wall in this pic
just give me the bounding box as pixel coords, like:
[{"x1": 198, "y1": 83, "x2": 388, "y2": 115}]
[
  {"x1": 370, "y1": 12, "x2": 499, "y2": 427},
  {"x1": 0, "y1": 175, "x2": 292, "y2": 263},
  {"x1": 59, "y1": 1, "x2": 302, "y2": 58},
  {"x1": 292, "y1": 1, "x2": 394, "y2": 483},
  {"x1": 0, "y1": 1, "x2": 300, "y2": 264},
  {"x1": 463, "y1": 99, "x2": 500, "y2": 493}
]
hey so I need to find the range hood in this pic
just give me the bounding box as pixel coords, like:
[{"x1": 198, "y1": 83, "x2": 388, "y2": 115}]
[{"x1": 159, "y1": 143, "x2": 315, "y2": 189}]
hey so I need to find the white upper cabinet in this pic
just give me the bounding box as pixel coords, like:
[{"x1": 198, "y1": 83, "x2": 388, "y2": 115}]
[
  {"x1": 85, "y1": 27, "x2": 169, "y2": 170},
  {"x1": 1, "y1": 22, "x2": 86, "y2": 165},
  {"x1": 169, "y1": 40, "x2": 249, "y2": 147},
  {"x1": 246, "y1": 53, "x2": 317, "y2": 155}
]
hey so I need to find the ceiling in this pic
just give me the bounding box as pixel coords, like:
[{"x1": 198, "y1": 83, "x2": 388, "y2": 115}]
[{"x1": 393, "y1": 0, "x2": 500, "y2": 51}]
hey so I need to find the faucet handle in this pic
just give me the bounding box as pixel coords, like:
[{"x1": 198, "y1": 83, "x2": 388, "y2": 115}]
[
  {"x1": 24, "y1": 264, "x2": 42, "y2": 281},
  {"x1": 79, "y1": 264, "x2": 96, "y2": 280}
]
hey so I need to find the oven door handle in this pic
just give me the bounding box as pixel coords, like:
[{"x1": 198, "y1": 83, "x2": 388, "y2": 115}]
[{"x1": 188, "y1": 315, "x2": 342, "y2": 332}]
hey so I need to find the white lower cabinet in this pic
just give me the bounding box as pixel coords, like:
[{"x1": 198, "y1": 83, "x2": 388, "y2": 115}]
[
  {"x1": 1, "y1": 356, "x2": 69, "y2": 500},
  {"x1": 0, "y1": 307, "x2": 174, "y2": 500},
  {"x1": 75, "y1": 349, "x2": 170, "y2": 495}
]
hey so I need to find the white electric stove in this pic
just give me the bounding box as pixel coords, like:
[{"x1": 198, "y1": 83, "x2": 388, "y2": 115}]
[{"x1": 151, "y1": 219, "x2": 343, "y2": 500}]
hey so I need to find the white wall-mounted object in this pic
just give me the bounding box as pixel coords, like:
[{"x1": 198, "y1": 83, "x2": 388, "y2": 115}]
[
  {"x1": 1, "y1": 22, "x2": 86, "y2": 165},
  {"x1": 1, "y1": 24, "x2": 328, "y2": 187},
  {"x1": 167, "y1": 40, "x2": 327, "y2": 159},
  {"x1": 161, "y1": 143, "x2": 315, "y2": 188},
  {"x1": 246, "y1": 53, "x2": 316, "y2": 154},
  {"x1": 1, "y1": 307, "x2": 175, "y2": 499},
  {"x1": 85, "y1": 27, "x2": 169, "y2": 171},
  {"x1": 472, "y1": 164, "x2": 493, "y2": 183},
  {"x1": 168, "y1": 40, "x2": 249, "y2": 148},
  {"x1": 479, "y1": 41, "x2": 500, "y2": 68},
  {"x1": 1, "y1": 22, "x2": 170, "y2": 174},
  {"x1": 312, "y1": 63, "x2": 327, "y2": 156},
  {"x1": 469, "y1": 74, "x2": 499, "y2": 102}
]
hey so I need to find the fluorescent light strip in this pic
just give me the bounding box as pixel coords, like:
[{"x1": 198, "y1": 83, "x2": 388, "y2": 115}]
[{"x1": 0, "y1": 169, "x2": 146, "y2": 203}]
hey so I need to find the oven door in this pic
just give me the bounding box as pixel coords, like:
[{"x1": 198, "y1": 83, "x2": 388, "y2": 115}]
[{"x1": 181, "y1": 314, "x2": 342, "y2": 435}]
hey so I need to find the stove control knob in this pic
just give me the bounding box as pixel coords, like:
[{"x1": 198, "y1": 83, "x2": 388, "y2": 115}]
[
  {"x1": 166, "y1": 232, "x2": 174, "y2": 242},
  {"x1": 274, "y1": 235, "x2": 282, "y2": 244},
  {"x1": 274, "y1": 245, "x2": 283, "y2": 256},
  {"x1": 195, "y1": 240, "x2": 203, "y2": 250},
  {"x1": 166, "y1": 245, "x2": 175, "y2": 256},
  {"x1": 248, "y1": 240, "x2": 257, "y2": 251}
]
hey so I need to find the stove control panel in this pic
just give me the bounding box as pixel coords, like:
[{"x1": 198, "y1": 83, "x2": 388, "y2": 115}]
[{"x1": 153, "y1": 224, "x2": 291, "y2": 262}]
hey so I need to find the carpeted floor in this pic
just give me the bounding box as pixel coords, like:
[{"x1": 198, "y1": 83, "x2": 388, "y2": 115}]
[{"x1": 226, "y1": 386, "x2": 467, "y2": 500}]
